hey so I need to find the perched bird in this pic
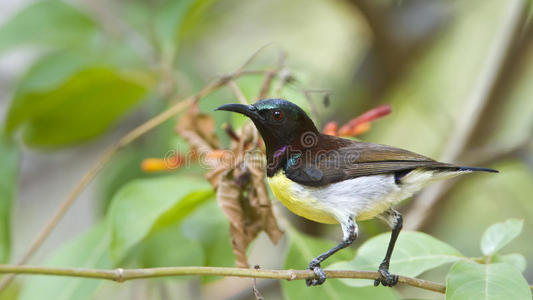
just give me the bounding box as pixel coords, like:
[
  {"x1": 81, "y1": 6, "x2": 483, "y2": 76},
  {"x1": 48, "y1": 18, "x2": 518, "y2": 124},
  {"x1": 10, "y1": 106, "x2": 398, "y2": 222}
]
[{"x1": 216, "y1": 99, "x2": 497, "y2": 287}]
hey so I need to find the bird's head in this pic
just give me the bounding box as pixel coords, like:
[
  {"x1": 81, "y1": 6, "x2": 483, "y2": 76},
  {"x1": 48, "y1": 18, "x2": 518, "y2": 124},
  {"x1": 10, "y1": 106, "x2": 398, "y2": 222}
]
[{"x1": 216, "y1": 99, "x2": 319, "y2": 156}]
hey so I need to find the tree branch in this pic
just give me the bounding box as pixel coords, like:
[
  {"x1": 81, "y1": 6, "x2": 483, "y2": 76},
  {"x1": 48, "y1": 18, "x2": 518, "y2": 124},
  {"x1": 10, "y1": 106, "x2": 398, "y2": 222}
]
[{"x1": 0, "y1": 265, "x2": 446, "y2": 294}]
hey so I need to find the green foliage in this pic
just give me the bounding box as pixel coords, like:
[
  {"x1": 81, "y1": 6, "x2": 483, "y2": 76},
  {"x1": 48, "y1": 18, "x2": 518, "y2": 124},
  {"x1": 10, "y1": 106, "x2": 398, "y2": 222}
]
[
  {"x1": 134, "y1": 201, "x2": 235, "y2": 277},
  {"x1": 322, "y1": 219, "x2": 530, "y2": 298},
  {"x1": 120, "y1": 0, "x2": 215, "y2": 57},
  {"x1": 181, "y1": 201, "x2": 235, "y2": 269},
  {"x1": 0, "y1": 0, "x2": 100, "y2": 52},
  {"x1": 19, "y1": 223, "x2": 112, "y2": 300},
  {"x1": 446, "y1": 262, "x2": 531, "y2": 300},
  {"x1": 444, "y1": 218, "x2": 530, "y2": 299},
  {"x1": 5, "y1": 67, "x2": 150, "y2": 147},
  {"x1": 0, "y1": 136, "x2": 19, "y2": 263},
  {"x1": 481, "y1": 219, "x2": 523, "y2": 256},
  {"x1": 107, "y1": 175, "x2": 213, "y2": 259},
  {"x1": 330, "y1": 231, "x2": 464, "y2": 287},
  {"x1": 14, "y1": 51, "x2": 94, "y2": 94},
  {"x1": 137, "y1": 223, "x2": 204, "y2": 269},
  {"x1": 0, "y1": 281, "x2": 20, "y2": 300},
  {"x1": 282, "y1": 228, "x2": 398, "y2": 300},
  {"x1": 0, "y1": 0, "x2": 210, "y2": 149},
  {"x1": 492, "y1": 253, "x2": 527, "y2": 272},
  {"x1": 153, "y1": 0, "x2": 195, "y2": 53},
  {"x1": 133, "y1": 200, "x2": 234, "y2": 281}
]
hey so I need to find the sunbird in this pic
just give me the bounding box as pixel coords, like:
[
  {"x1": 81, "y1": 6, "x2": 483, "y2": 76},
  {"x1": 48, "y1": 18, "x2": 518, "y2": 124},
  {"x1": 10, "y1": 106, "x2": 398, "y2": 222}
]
[{"x1": 216, "y1": 99, "x2": 497, "y2": 287}]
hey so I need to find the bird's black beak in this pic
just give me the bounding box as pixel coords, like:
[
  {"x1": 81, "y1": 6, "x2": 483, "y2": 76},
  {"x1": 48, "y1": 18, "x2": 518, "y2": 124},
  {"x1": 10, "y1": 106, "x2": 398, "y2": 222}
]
[{"x1": 215, "y1": 103, "x2": 263, "y2": 120}]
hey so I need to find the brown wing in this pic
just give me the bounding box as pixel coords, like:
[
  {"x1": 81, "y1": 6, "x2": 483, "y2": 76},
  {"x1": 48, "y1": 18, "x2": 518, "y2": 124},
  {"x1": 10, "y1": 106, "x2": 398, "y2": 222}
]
[{"x1": 285, "y1": 136, "x2": 457, "y2": 186}]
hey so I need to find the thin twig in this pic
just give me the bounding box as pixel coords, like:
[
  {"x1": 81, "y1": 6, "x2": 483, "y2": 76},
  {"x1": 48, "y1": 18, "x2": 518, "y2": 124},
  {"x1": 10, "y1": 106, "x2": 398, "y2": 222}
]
[
  {"x1": 238, "y1": 43, "x2": 276, "y2": 72},
  {"x1": 0, "y1": 265, "x2": 446, "y2": 294},
  {"x1": 228, "y1": 80, "x2": 249, "y2": 105},
  {"x1": 252, "y1": 265, "x2": 264, "y2": 300},
  {"x1": 257, "y1": 71, "x2": 276, "y2": 100},
  {"x1": 255, "y1": 49, "x2": 286, "y2": 100},
  {"x1": 275, "y1": 68, "x2": 293, "y2": 96},
  {"x1": 404, "y1": 0, "x2": 527, "y2": 230}
]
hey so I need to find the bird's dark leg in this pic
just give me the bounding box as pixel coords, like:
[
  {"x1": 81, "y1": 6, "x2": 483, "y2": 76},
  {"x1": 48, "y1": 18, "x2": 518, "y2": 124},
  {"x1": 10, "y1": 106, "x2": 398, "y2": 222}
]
[
  {"x1": 306, "y1": 216, "x2": 358, "y2": 286},
  {"x1": 374, "y1": 208, "x2": 403, "y2": 287}
]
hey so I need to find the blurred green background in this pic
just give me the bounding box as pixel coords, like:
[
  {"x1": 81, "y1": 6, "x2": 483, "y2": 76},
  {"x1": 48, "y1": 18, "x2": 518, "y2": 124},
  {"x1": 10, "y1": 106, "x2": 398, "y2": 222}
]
[{"x1": 0, "y1": 0, "x2": 532, "y2": 299}]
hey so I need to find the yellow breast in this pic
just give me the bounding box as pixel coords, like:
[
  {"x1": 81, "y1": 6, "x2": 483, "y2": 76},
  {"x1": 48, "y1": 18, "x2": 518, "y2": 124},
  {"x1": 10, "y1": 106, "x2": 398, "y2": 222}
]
[{"x1": 267, "y1": 171, "x2": 338, "y2": 224}]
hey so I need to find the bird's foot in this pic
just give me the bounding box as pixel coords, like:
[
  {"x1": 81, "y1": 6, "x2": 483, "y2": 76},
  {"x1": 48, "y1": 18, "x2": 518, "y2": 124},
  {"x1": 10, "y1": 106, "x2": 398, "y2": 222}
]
[
  {"x1": 373, "y1": 263, "x2": 398, "y2": 287},
  {"x1": 306, "y1": 260, "x2": 327, "y2": 286}
]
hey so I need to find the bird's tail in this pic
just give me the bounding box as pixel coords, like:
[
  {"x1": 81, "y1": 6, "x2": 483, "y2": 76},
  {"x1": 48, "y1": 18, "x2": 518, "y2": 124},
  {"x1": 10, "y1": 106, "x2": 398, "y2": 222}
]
[{"x1": 456, "y1": 166, "x2": 499, "y2": 173}]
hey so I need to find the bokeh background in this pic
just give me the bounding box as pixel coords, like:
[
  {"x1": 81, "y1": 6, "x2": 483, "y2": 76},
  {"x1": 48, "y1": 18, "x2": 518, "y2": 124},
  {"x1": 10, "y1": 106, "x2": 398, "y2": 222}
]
[{"x1": 0, "y1": 0, "x2": 532, "y2": 299}]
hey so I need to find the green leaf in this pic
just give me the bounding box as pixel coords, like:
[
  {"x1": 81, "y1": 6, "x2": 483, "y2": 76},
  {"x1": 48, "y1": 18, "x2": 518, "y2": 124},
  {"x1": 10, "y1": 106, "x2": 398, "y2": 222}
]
[
  {"x1": 0, "y1": 0, "x2": 100, "y2": 52},
  {"x1": 108, "y1": 175, "x2": 213, "y2": 260},
  {"x1": 19, "y1": 222, "x2": 112, "y2": 300},
  {"x1": 181, "y1": 201, "x2": 233, "y2": 266},
  {"x1": 154, "y1": 0, "x2": 194, "y2": 52},
  {"x1": 492, "y1": 253, "x2": 527, "y2": 273},
  {"x1": 0, "y1": 280, "x2": 20, "y2": 300},
  {"x1": 15, "y1": 51, "x2": 94, "y2": 94},
  {"x1": 446, "y1": 261, "x2": 531, "y2": 300},
  {"x1": 11, "y1": 48, "x2": 146, "y2": 95},
  {"x1": 330, "y1": 231, "x2": 464, "y2": 287},
  {"x1": 138, "y1": 223, "x2": 204, "y2": 269},
  {"x1": 181, "y1": 201, "x2": 234, "y2": 282},
  {"x1": 481, "y1": 219, "x2": 523, "y2": 256},
  {"x1": 154, "y1": 0, "x2": 216, "y2": 53},
  {"x1": 5, "y1": 67, "x2": 150, "y2": 147},
  {"x1": 0, "y1": 136, "x2": 19, "y2": 263},
  {"x1": 282, "y1": 228, "x2": 398, "y2": 300}
]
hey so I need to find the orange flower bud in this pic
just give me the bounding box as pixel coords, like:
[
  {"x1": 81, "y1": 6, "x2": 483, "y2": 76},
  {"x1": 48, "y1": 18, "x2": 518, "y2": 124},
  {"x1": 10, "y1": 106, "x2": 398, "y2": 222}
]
[
  {"x1": 141, "y1": 154, "x2": 184, "y2": 172},
  {"x1": 339, "y1": 104, "x2": 391, "y2": 136},
  {"x1": 206, "y1": 149, "x2": 229, "y2": 160},
  {"x1": 350, "y1": 122, "x2": 371, "y2": 136},
  {"x1": 322, "y1": 121, "x2": 338, "y2": 136},
  {"x1": 141, "y1": 159, "x2": 167, "y2": 172}
]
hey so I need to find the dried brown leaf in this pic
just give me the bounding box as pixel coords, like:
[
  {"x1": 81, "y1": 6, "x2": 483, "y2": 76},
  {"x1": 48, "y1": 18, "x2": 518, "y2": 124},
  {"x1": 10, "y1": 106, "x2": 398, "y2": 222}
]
[
  {"x1": 213, "y1": 144, "x2": 283, "y2": 267},
  {"x1": 245, "y1": 150, "x2": 283, "y2": 244},
  {"x1": 229, "y1": 223, "x2": 250, "y2": 268},
  {"x1": 185, "y1": 108, "x2": 281, "y2": 267},
  {"x1": 179, "y1": 131, "x2": 213, "y2": 156},
  {"x1": 216, "y1": 170, "x2": 249, "y2": 267},
  {"x1": 176, "y1": 104, "x2": 220, "y2": 150},
  {"x1": 195, "y1": 113, "x2": 219, "y2": 147},
  {"x1": 216, "y1": 171, "x2": 243, "y2": 229},
  {"x1": 205, "y1": 164, "x2": 229, "y2": 188}
]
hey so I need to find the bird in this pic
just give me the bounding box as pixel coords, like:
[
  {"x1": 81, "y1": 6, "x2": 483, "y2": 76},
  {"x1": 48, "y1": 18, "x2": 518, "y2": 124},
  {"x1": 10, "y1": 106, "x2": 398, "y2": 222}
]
[{"x1": 216, "y1": 98, "x2": 497, "y2": 287}]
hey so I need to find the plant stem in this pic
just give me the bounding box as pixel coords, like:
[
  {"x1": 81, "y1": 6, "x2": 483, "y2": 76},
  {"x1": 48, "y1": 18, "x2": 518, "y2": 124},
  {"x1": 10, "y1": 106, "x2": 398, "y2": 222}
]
[{"x1": 0, "y1": 265, "x2": 446, "y2": 294}]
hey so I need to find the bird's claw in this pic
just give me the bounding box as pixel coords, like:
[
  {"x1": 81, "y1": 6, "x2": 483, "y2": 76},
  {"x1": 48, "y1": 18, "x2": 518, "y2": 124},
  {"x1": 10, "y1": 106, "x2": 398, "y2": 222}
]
[
  {"x1": 306, "y1": 262, "x2": 327, "y2": 286},
  {"x1": 373, "y1": 265, "x2": 398, "y2": 287}
]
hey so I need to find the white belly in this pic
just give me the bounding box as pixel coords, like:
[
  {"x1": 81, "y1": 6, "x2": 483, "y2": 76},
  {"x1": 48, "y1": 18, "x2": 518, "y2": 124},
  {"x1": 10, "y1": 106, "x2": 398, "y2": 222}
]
[
  {"x1": 292, "y1": 174, "x2": 400, "y2": 222},
  {"x1": 269, "y1": 169, "x2": 467, "y2": 224}
]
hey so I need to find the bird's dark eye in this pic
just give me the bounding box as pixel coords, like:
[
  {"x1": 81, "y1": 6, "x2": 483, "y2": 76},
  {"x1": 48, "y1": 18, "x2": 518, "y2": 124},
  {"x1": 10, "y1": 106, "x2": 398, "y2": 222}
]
[{"x1": 272, "y1": 110, "x2": 284, "y2": 121}]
